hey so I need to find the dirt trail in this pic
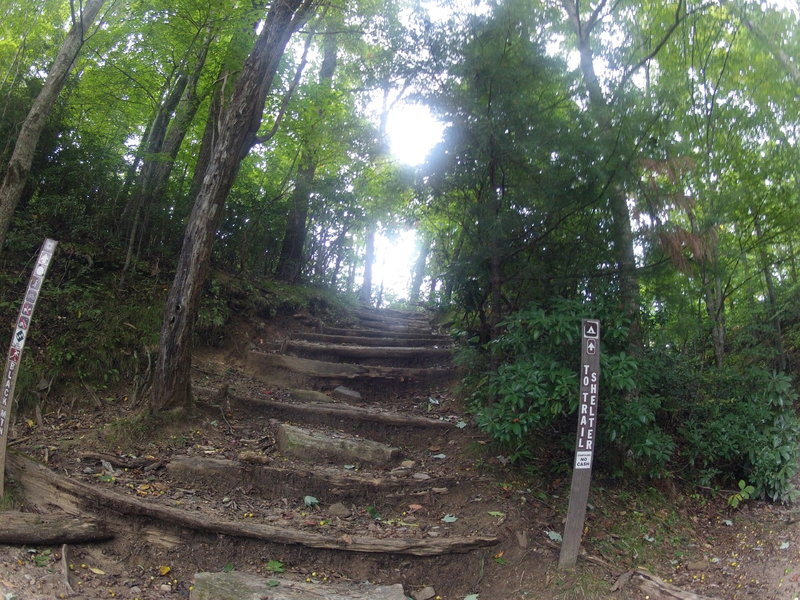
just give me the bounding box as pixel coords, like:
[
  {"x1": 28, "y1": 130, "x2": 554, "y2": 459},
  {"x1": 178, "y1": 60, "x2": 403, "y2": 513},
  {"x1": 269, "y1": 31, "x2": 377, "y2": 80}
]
[{"x1": 1, "y1": 306, "x2": 797, "y2": 599}]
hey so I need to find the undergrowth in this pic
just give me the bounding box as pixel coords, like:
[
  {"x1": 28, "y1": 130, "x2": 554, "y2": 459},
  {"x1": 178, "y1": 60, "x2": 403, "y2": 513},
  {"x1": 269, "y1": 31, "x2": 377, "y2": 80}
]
[{"x1": 458, "y1": 298, "x2": 800, "y2": 501}]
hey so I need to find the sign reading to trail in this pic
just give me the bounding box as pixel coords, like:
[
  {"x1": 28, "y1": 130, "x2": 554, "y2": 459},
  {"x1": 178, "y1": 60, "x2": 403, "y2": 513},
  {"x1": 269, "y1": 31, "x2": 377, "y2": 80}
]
[
  {"x1": 559, "y1": 319, "x2": 601, "y2": 569},
  {"x1": 0, "y1": 238, "x2": 57, "y2": 497}
]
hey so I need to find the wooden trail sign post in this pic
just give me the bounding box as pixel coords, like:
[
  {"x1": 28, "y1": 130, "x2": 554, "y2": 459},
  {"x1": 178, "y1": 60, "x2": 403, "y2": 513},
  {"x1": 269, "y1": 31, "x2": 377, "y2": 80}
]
[
  {"x1": 0, "y1": 238, "x2": 57, "y2": 497},
  {"x1": 559, "y1": 318, "x2": 600, "y2": 569}
]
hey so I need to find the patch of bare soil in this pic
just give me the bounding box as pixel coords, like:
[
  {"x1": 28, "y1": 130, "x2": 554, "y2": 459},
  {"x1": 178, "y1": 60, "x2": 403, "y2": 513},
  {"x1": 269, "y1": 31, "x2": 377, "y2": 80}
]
[{"x1": 1, "y1": 309, "x2": 798, "y2": 600}]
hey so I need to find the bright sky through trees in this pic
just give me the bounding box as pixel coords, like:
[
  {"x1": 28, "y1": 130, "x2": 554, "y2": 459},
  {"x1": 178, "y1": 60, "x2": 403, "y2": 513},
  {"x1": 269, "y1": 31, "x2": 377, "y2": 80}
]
[
  {"x1": 385, "y1": 103, "x2": 444, "y2": 166},
  {"x1": 374, "y1": 229, "x2": 419, "y2": 302}
]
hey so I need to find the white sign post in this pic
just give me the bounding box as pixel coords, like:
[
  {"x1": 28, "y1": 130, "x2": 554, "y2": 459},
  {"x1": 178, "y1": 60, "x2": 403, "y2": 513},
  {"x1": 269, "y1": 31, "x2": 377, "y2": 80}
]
[
  {"x1": 0, "y1": 238, "x2": 57, "y2": 497},
  {"x1": 559, "y1": 319, "x2": 600, "y2": 569}
]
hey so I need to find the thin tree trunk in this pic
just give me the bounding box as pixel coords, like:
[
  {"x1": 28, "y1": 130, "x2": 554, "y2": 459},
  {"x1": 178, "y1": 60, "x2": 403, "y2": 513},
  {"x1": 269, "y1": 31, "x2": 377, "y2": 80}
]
[
  {"x1": 359, "y1": 225, "x2": 376, "y2": 305},
  {"x1": 563, "y1": 0, "x2": 642, "y2": 347},
  {"x1": 410, "y1": 236, "x2": 430, "y2": 303},
  {"x1": 275, "y1": 26, "x2": 337, "y2": 283},
  {"x1": 0, "y1": 0, "x2": 106, "y2": 251},
  {"x1": 150, "y1": 0, "x2": 318, "y2": 413},
  {"x1": 122, "y1": 31, "x2": 213, "y2": 277},
  {"x1": 275, "y1": 160, "x2": 316, "y2": 281},
  {"x1": 754, "y1": 217, "x2": 787, "y2": 371}
]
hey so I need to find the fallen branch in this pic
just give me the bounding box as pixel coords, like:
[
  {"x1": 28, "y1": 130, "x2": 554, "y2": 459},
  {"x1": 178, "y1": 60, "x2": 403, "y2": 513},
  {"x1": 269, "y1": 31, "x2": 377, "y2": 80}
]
[
  {"x1": 0, "y1": 510, "x2": 113, "y2": 545},
  {"x1": 631, "y1": 569, "x2": 721, "y2": 600}
]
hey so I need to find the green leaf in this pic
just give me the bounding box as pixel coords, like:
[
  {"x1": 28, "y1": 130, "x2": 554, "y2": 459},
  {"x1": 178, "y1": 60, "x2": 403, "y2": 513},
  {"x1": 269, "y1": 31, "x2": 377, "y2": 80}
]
[
  {"x1": 546, "y1": 530, "x2": 562, "y2": 542},
  {"x1": 487, "y1": 511, "x2": 505, "y2": 518},
  {"x1": 265, "y1": 560, "x2": 285, "y2": 574},
  {"x1": 442, "y1": 514, "x2": 458, "y2": 523},
  {"x1": 303, "y1": 495, "x2": 319, "y2": 507}
]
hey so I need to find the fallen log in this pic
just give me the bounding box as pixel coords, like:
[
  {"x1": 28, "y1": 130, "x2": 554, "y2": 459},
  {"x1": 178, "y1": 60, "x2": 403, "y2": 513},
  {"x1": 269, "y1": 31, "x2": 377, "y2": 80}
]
[
  {"x1": 0, "y1": 510, "x2": 113, "y2": 545},
  {"x1": 8, "y1": 453, "x2": 498, "y2": 556}
]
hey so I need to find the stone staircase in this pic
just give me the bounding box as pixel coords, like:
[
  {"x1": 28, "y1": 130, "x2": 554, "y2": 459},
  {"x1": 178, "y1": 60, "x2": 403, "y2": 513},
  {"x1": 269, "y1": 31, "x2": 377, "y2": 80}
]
[{"x1": 8, "y1": 306, "x2": 503, "y2": 600}]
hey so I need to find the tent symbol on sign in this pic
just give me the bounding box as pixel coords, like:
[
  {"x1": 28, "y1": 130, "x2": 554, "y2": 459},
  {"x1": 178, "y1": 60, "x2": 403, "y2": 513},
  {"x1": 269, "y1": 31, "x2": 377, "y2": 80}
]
[{"x1": 583, "y1": 321, "x2": 599, "y2": 338}]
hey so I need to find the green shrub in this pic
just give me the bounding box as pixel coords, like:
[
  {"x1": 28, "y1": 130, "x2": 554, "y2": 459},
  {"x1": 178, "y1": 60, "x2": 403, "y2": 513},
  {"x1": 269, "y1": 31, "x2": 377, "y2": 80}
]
[{"x1": 461, "y1": 299, "x2": 800, "y2": 500}]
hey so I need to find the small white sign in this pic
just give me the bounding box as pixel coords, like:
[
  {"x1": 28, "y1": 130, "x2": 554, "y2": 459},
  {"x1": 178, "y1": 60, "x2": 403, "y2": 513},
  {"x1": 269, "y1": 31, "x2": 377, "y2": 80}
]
[{"x1": 575, "y1": 451, "x2": 592, "y2": 469}]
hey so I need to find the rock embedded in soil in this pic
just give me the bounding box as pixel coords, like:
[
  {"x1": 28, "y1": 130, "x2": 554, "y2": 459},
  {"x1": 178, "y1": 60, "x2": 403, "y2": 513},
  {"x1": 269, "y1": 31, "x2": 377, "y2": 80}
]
[
  {"x1": 289, "y1": 388, "x2": 333, "y2": 403},
  {"x1": 411, "y1": 585, "x2": 437, "y2": 600},
  {"x1": 328, "y1": 502, "x2": 351, "y2": 517},
  {"x1": 191, "y1": 572, "x2": 407, "y2": 600},
  {"x1": 333, "y1": 385, "x2": 362, "y2": 402},
  {"x1": 275, "y1": 423, "x2": 400, "y2": 466}
]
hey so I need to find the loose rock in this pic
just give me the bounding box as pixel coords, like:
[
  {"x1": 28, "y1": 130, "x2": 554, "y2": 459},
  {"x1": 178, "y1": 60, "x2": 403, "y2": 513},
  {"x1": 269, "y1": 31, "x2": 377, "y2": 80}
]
[{"x1": 412, "y1": 585, "x2": 436, "y2": 600}]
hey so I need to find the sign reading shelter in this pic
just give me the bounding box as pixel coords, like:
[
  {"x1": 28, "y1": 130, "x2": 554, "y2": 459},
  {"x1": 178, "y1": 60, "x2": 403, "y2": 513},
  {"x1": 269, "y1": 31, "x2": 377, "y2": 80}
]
[
  {"x1": 559, "y1": 319, "x2": 601, "y2": 569},
  {"x1": 0, "y1": 238, "x2": 57, "y2": 497}
]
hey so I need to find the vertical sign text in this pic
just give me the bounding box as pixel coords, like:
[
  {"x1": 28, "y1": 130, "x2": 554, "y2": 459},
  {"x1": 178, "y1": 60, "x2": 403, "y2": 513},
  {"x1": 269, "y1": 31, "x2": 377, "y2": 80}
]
[
  {"x1": 559, "y1": 319, "x2": 600, "y2": 569},
  {"x1": 0, "y1": 238, "x2": 57, "y2": 496}
]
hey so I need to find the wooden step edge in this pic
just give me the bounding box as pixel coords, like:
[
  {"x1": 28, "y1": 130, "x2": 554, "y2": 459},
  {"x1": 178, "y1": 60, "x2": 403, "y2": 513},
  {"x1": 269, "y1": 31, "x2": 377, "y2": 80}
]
[
  {"x1": 8, "y1": 453, "x2": 499, "y2": 557},
  {"x1": 246, "y1": 352, "x2": 455, "y2": 382},
  {"x1": 166, "y1": 454, "x2": 459, "y2": 495},
  {"x1": 284, "y1": 340, "x2": 453, "y2": 360},
  {"x1": 291, "y1": 333, "x2": 453, "y2": 348},
  {"x1": 232, "y1": 391, "x2": 457, "y2": 429},
  {"x1": 322, "y1": 326, "x2": 450, "y2": 340}
]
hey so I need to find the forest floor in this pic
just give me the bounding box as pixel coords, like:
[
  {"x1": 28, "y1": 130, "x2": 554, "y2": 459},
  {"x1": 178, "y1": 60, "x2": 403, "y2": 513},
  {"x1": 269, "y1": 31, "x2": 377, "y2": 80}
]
[{"x1": 1, "y1": 310, "x2": 800, "y2": 600}]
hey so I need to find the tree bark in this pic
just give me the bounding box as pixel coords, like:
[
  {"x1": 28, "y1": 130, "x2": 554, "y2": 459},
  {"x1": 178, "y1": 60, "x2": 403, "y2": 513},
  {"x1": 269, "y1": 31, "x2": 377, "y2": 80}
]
[
  {"x1": 121, "y1": 31, "x2": 213, "y2": 279},
  {"x1": 150, "y1": 0, "x2": 318, "y2": 413},
  {"x1": 359, "y1": 224, "x2": 376, "y2": 305},
  {"x1": 410, "y1": 235, "x2": 430, "y2": 303},
  {"x1": 563, "y1": 0, "x2": 642, "y2": 348},
  {"x1": 754, "y1": 216, "x2": 786, "y2": 371},
  {"x1": 275, "y1": 27, "x2": 338, "y2": 283},
  {"x1": 0, "y1": 0, "x2": 106, "y2": 251},
  {"x1": 0, "y1": 511, "x2": 113, "y2": 545}
]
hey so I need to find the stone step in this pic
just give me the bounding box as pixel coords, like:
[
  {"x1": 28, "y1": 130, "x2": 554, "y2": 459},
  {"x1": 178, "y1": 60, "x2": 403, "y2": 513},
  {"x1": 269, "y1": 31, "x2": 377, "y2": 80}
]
[
  {"x1": 244, "y1": 352, "x2": 455, "y2": 397},
  {"x1": 166, "y1": 455, "x2": 456, "y2": 503},
  {"x1": 282, "y1": 340, "x2": 452, "y2": 368},
  {"x1": 292, "y1": 332, "x2": 451, "y2": 348},
  {"x1": 276, "y1": 423, "x2": 401, "y2": 466},
  {"x1": 191, "y1": 572, "x2": 406, "y2": 600},
  {"x1": 321, "y1": 325, "x2": 450, "y2": 341}
]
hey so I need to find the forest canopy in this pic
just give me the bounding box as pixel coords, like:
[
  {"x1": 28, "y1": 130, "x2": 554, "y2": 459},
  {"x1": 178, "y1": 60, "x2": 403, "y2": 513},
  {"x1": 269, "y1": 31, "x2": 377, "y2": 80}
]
[{"x1": 1, "y1": 0, "x2": 799, "y2": 498}]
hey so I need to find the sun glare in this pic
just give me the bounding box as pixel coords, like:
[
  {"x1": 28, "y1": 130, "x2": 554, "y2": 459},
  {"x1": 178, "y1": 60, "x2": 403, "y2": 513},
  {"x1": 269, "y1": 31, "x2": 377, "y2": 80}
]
[
  {"x1": 386, "y1": 103, "x2": 444, "y2": 166},
  {"x1": 373, "y1": 229, "x2": 420, "y2": 301}
]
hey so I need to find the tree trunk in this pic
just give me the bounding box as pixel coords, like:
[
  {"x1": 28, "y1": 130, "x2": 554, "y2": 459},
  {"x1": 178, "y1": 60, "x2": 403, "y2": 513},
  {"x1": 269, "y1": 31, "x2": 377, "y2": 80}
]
[
  {"x1": 563, "y1": 0, "x2": 642, "y2": 348},
  {"x1": 409, "y1": 235, "x2": 430, "y2": 303},
  {"x1": 359, "y1": 224, "x2": 376, "y2": 305},
  {"x1": 122, "y1": 31, "x2": 213, "y2": 277},
  {"x1": 186, "y1": 10, "x2": 262, "y2": 205},
  {"x1": 275, "y1": 160, "x2": 316, "y2": 282},
  {"x1": 754, "y1": 217, "x2": 787, "y2": 371},
  {"x1": 150, "y1": 0, "x2": 318, "y2": 413},
  {"x1": 0, "y1": 0, "x2": 106, "y2": 251},
  {"x1": 275, "y1": 27, "x2": 338, "y2": 283}
]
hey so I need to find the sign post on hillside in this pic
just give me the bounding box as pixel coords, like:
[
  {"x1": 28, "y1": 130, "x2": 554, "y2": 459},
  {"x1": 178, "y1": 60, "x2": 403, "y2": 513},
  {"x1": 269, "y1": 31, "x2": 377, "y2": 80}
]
[
  {"x1": 0, "y1": 238, "x2": 57, "y2": 497},
  {"x1": 559, "y1": 319, "x2": 600, "y2": 569}
]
